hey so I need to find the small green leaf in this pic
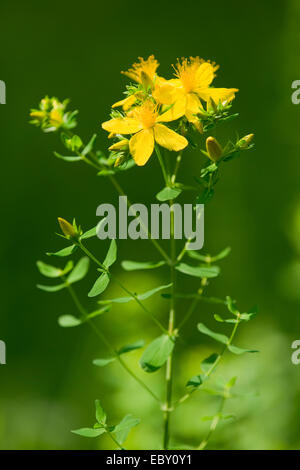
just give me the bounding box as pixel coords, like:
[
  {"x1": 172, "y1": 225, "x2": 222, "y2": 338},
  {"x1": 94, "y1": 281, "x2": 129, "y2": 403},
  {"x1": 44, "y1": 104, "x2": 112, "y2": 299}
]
[
  {"x1": 140, "y1": 334, "x2": 174, "y2": 373},
  {"x1": 54, "y1": 152, "x2": 82, "y2": 162},
  {"x1": 227, "y1": 344, "x2": 259, "y2": 355},
  {"x1": 95, "y1": 400, "x2": 106, "y2": 425},
  {"x1": 58, "y1": 315, "x2": 82, "y2": 328},
  {"x1": 226, "y1": 296, "x2": 239, "y2": 315},
  {"x1": 186, "y1": 374, "x2": 205, "y2": 388},
  {"x1": 103, "y1": 239, "x2": 117, "y2": 268},
  {"x1": 87, "y1": 305, "x2": 111, "y2": 319},
  {"x1": 88, "y1": 273, "x2": 110, "y2": 297},
  {"x1": 71, "y1": 428, "x2": 105, "y2": 438},
  {"x1": 121, "y1": 260, "x2": 166, "y2": 271},
  {"x1": 37, "y1": 261, "x2": 64, "y2": 278},
  {"x1": 82, "y1": 134, "x2": 97, "y2": 156},
  {"x1": 93, "y1": 357, "x2": 116, "y2": 367},
  {"x1": 201, "y1": 353, "x2": 219, "y2": 373},
  {"x1": 67, "y1": 257, "x2": 89, "y2": 284},
  {"x1": 197, "y1": 323, "x2": 228, "y2": 345},
  {"x1": 226, "y1": 376, "x2": 237, "y2": 389},
  {"x1": 98, "y1": 283, "x2": 172, "y2": 305},
  {"x1": 176, "y1": 263, "x2": 220, "y2": 278},
  {"x1": 117, "y1": 340, "x2": 145, "y2": 355},
  {"x1": 214, "y1": 314, "x2": 237, "y2": 323},
  {"x1": 156, "y1": 187, "x2": 182, "y2": 201},
  {"x1": 37, "y1": 283, "x2": 66, "y2": 292},
  {"x1": 113, "y1": 415, "x2": 140, "y2": 445},
  {"x1": 212, "y1": 247, "x2": 231, "y2": 261},
  {"x1": 46, "y1": 245, "x2": 77, "y2": 257}
]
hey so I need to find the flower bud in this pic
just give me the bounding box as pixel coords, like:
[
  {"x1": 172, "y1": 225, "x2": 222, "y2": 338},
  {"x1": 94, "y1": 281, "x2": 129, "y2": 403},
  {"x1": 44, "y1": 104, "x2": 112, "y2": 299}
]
[
  {"x1": 237, "y1": 133, "x2": 254, "y2": 149},
  {"x1": 109, "y1": 139, "x2": 129, "y2": 151},
  {"x1": 206, "y1": 136, "x2": 223, "y2": 162},
  {"x1": 58, "y1": 217, "x2": 77, "y2": 239}
]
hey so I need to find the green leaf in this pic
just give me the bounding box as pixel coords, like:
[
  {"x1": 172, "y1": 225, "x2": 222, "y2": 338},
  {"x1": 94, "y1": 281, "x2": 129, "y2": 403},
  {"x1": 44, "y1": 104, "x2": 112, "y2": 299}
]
[
  {"x1": 82, "y1": 134, "x2": 97, "y2": 156},
  {"x1": 37, "y1": 283, "x2": 66, "y2": 292},
  {"x1": 186, "y1": 374, "x2": 205, "y2": 388},
  {"x1": 67, "y1": 257, "x2": 89, "y2": 284},
  {"x1": 226, "y1": 376, "x2": 237, "y2": 389},
  {"x1": 140, "y1": 334, "x2": 174, "y2": 373},
  {"x1": 93, "y1": 357, "x2": 116, "y2": 367},
  {"x1": 121, "y1": 260, "x2": 166, "y2": 271},
  {"x1": 95, "y1": 400, "x2": 106, "y2": 425},
  {"x1": 197, "y1": 323, "x2": 228, "y2": 345},
  {"x1": 226, "y1": 296, "x2": 239, "y2": 315},
  {"x1": 113, "y1": 415, "x2": 140, "y2": 444},
  {"x1": 214, "y1": 314, "x2": 237, "y2": 323},
  {"x1": 36, "y1": 260, "x2": 70, "y2": 278},
  {"x1": 97, "y1": 283, "x2": 172, "y2": 305},
  {"x1": 201, "y1": 353, "x2": 219, "y2": 373},
  {"x1": 46, "y1": 245, "x2": 77, "y2": 257},
  {"x1": 54, "y1": 152, "x2": 82, "y2": 162},
  {"x1": 71, "y1": 428, "x2": 105, "y2": 438},
  {"x1": 188, "y1": 247, "x2": 231, "y2": 263},
  {"x1": 88, "y1": 273, "x2": 110, "y2": 297},
  {"x1": 212, "y1": 247, "x2": 231, "y2": 261},
  {"x1": 87, "y1": 305, "x2": 111, "y2": 319},
  {"x1": 103, "y1": 239, "x2": 117, "y2": 268},
  {"x1": 227, "y1": 344, "x2": 259, "y2": 355},
  {"x1": 176, "y1": 263, "x2": 220, "y2": 278},
  {"x1": 156, "y1": 187, "x2": 182, "y2": 201},
  {"x1": 117, "y1": 340, "x2": 144, "y2": 355},
  {"x1": 81, "y1": 219, "x2": 106, "y2": 240},
  {"x1": 58, "y1": 315, "x2": 82, "y2": 328}
]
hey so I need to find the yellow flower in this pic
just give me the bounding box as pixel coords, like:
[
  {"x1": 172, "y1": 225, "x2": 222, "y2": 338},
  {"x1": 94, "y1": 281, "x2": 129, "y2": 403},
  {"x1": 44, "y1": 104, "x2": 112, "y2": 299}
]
[
  {"x1": 154, "y1": 57, "x2": 238, "y2": 127},
  {"x1": 122, "y1": 55, "x2": 159, "y2": 85},
  {"x1": 102, "y1": 101, "x2": 188, "y2": 166},
  {"x1": 112, "y1": 56, "x2": 161, "y2": 111}
]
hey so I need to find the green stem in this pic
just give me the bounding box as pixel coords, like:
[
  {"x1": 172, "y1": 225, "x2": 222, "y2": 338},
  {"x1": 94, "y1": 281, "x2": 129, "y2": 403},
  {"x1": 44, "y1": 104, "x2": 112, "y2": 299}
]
[
  {"x1": 105, "y1": 426, "x2": 126, "y2": 450},
  {"x1": 155, "y1": 145, "x2": 170, "y2": 186},
  {"x1": 162, "y1": 198, "x2": 176, "y2": 450},
  {"x1": 77, "y1": 240, "x2": 168, "y2": 335},
  {"x1": 197, "y1": 395, "x2": 226, "y2": 450},
  {"x1": 64, "y1": 279, "x2": 161, "y2": 403},
  {"x1": 171, "y1": 152, "x2": 183, "y2": 184}
]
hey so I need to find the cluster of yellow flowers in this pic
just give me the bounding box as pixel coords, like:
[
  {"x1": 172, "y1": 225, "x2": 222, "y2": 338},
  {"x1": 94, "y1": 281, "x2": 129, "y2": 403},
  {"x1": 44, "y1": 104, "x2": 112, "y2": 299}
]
[{"x1": 101, "y1": 55, "x2": 238, "y2": 166}]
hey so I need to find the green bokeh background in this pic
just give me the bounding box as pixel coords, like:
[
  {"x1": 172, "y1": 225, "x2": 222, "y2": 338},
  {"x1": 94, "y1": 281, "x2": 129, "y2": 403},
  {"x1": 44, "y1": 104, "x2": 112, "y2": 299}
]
[{"x1": 1, "y1": 0, "x2": 300, "y2": 450}]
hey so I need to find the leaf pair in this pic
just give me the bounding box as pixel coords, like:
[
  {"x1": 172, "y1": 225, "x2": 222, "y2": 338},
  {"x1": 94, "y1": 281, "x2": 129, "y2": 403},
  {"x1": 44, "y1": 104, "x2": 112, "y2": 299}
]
[
  {"x1": 72, "y1": 400, "x2": 140, "y2": 446},
  {"x1": 37, "y1": 257, "x2": 89, "y2": 292}
]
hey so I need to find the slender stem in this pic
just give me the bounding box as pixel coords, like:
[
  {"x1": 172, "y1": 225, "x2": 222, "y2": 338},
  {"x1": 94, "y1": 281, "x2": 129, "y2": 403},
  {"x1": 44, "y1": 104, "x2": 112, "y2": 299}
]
[
  {"x1": 171, "y1": 152, "x2": 183, "y2": 184},
  {"x1": 163, "y1": 197, "x2": 177, "y2": 450},
  {"x1": 197, "y1": 395, "x2": 226, "y2": 450},
  {"x1": 155, "y1": 145, "x2": 170, "y2": 186},
  {"x1": 174, "y1": 313, "x2": 241, "y2": 408},
  {"x1": 64, "y1": 279, "x2": 161, "y2": 403},
  {"x1": 77, "y1": 240, "x2": 168, "y2": 335},
  {"x1": 64, "y1": 131, "x2": 171, "y2": 265},
  {"x1": 105, "y1": 426, "x2": 125, "y2": 450}
]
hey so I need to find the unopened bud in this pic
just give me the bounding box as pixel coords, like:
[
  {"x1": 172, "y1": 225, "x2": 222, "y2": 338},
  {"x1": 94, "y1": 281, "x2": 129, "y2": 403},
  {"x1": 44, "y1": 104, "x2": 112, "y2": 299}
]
[
  {"x1": 206, "y1": 136, "x2": 223, "y2": 162},
  {"x1": 237, "y1": 133, "x2": 254, "y2": 149},
  {"x1": 58, "y1": 217, "x2": 77, "y2": 238},
  {"x1": 109, "y1": 139, "x2": 129, "y2": 151}
]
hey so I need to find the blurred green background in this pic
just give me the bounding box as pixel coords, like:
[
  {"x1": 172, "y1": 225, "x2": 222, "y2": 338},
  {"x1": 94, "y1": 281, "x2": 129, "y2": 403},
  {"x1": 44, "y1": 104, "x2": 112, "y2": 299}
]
[{"x1": 1, "y1": 0, "x2": 300, "y2": 450}]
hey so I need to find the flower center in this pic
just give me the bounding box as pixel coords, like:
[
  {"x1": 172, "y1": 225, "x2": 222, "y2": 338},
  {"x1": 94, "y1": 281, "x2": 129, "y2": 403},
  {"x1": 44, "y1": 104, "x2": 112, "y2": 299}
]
[{"x1": 134, "y1": 102, "x2": 158, "y2": 129}]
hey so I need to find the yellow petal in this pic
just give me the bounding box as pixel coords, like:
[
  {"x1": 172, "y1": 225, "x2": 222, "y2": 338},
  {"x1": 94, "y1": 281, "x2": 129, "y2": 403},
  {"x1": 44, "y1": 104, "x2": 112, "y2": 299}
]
[
  {"x1": 198, "y1": 87, "x2": 238, "y2": 104},
  {"x1": 185, "y1": 93, "x2": 203, "y2": 123},
  {"x1": 129, "y1": 129, "x2": 154, "y2": 166},
  {"x1": 112, "y1": 94, "x2": 137, "y2": 110},
  {"x1": 195, "y1": 62, "x2": 215, "y2": 88},
  {"x1": 153, "y1": 80, "x2": 182, "y2": 105},
  {"x1": 157, "y1": 96, "x2": 186, "y2": 123},
  {"x1": 102, "y1": 117, "x2": 142, "y2": 134},
  {"x1": 154, "y1": 124, "x2": 188, "y2": 152}
]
